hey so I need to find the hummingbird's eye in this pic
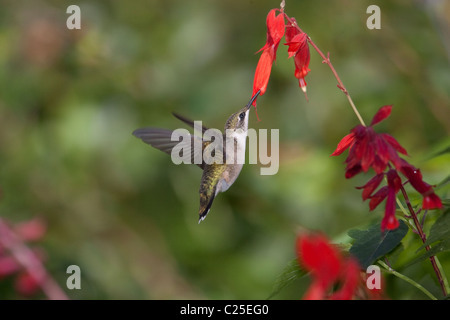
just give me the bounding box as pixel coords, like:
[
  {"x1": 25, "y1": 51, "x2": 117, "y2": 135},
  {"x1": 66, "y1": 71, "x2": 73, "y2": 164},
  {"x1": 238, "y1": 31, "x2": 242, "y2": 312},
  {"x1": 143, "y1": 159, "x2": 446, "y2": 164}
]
[{"x1": 239, "y1": 112, "x2": 245, "y2": 120}]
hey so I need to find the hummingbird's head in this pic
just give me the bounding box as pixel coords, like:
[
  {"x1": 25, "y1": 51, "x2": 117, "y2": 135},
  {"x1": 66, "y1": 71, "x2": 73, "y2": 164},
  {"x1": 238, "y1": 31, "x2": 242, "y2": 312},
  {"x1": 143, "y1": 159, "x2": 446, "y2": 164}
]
[
  {"x1": 224, "y1": 90, "x2": 261, "y2": 131},
  {"x1": 224, "y1": 105, "x2": 251, "y2": 131}
]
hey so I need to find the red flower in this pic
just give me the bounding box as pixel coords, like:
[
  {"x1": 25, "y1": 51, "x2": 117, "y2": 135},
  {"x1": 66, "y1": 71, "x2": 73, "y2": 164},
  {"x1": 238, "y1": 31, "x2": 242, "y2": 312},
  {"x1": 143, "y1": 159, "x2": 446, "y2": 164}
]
[
  {"x1": 0, "y1": 218, "x2": 48, "y2": 297},
  {"x1": 296, "y1": 233, "x2": 360, "y2": 300},
  {"x1": 252, "y1": 9, "x2": 285, "y2": 105},
  {"x1": 284, "y1": 20, "x2": 310, "y2": 93},
  {"x1": 331, "y1": 105, "x2": 407, "y2": 178},
  {"x1": 334, "y1": 105, "x2": 443, "y2": 230}
]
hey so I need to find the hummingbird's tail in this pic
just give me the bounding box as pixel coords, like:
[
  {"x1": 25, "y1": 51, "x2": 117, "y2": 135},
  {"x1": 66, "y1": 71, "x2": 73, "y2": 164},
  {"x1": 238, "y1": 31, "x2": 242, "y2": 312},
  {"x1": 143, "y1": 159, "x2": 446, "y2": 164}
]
[{"x1": 198, "y1": 188, "x2": 217, "y2": 224}]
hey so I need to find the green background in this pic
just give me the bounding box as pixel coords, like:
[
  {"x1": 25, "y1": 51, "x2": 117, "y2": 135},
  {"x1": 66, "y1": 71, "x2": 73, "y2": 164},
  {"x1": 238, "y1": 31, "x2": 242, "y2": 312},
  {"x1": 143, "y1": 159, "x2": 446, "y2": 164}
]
[{"x1": 0, "y1": 0, "x2": 449, "y2": 299}]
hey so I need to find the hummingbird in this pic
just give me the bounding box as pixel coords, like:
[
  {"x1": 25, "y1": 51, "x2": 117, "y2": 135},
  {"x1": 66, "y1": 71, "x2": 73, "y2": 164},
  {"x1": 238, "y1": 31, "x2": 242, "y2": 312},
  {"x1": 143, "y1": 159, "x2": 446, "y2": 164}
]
[{"x1": 133, "y1": 90, "x2": 260, "y2": 223}]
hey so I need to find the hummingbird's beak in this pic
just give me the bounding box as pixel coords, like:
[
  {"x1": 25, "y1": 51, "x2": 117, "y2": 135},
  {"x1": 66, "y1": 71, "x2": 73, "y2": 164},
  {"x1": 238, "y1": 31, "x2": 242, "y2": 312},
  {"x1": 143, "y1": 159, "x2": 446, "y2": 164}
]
[{"x1": 244, "y1": 90, "x2": 261, "y2": 111}]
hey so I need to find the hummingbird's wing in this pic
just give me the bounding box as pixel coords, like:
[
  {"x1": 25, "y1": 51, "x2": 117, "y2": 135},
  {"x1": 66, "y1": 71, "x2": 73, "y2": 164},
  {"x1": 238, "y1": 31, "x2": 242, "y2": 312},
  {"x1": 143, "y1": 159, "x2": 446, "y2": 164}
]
[
  {"x1": 172, "y1": 113, "x2": 208, "y2": 133},
  {"x1": 132, "y1": 128, "x2": 205, "y2": 169},
  {"x1": 172, "y1": 113, "x2": 226, "y2": 165}
]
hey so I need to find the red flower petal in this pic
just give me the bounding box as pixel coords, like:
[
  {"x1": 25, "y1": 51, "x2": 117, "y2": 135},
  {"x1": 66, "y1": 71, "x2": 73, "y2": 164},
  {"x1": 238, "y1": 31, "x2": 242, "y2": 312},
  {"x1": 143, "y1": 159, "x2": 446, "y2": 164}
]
[
  {"x1": 285, "y1": 35, "x2": 304, "y2": 58},
  {"x1": 387, "y1": 169, "x2": 402, "y2": 193},
  {"x1": 15, "y1": 218, "x2": 46, "y2": 242},
  {"x1": 297, "y1": 234, "x2": 361, "y2": 300},
  {"x1": 422, "y1": 193, "x2": 442, "y2": 210},
  {"x1": 400, "y1": 163, "x2": 429, "y2": 194},
  {"x1": 330, "y1": 259, "x2": 360, "y2": 300},
  {"x1": 293, "y1": 41, "x2": 310, "y2": 91},
  {"x1": 0, "y1": 256, "x2": 20, "y2": 277},
  {"x1": 380, "y1": 133, "x2": 408, "y2": 156},
  {"x1": 296, "y1": 234, "x2": 341, "y2": 288},
  {"x1": 266, "y1": 9, "x2": 285, "y2": 51},
  {"x1": 303, "y1": 281, "x2": 327, "y2": 300},
  {"x1": 283, "y1": 23, "x2": 310, "y2": 92},
  {"x1": 331, "y1": 133, "x2": 355, "y2": 156},
  {"x1": 345, "y1": 164, "x2": 363, "y2": 179},
  {"x1": 361, "y1": 140, "x2": 375, "y2": 172},
  {"x1": 372, "y1": 155, "x2": 388, "y2": 174},
  {"x1": 374, "y1": 135, "x2": 390, "y2": 165},
  {"x1": 251, "y1": 9, "x2": 285, "y2": 105},
  {"x1": 369, "y1": 186, "x2": 388, "y2": 211},
  {"x1": 15, "y1": 272, "x2": 41, "y2": 296},
  {"x1": 381, "y1": 212, "x2": 400, "y2": 231},
  {"x1": 356, "y1": 173, "x2": 384, "y2": 200},
  {"x1": 252, "y1": 49, "x2": 274, "y2": 100},
  {"x1": 381, "y1": 185, "x2": 399, "y2": 231},
  {"x1": 285, "y1": 18, "x2": 300, "y2": 43},
  {"x1": 370, "y1": 105, "x2": 392, "y2": 126},
  {"x1": 380, "y1": 171, "x2": 402, "y2": 231}
]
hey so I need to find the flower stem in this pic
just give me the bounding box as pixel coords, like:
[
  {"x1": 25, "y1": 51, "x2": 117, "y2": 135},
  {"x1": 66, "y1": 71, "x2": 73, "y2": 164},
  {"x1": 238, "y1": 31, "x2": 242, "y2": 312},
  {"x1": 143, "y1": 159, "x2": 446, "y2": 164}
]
[
  {"x1": 398, "y1": 186, "x2": 448, "y2": 297},
  {"x1": 281, "y1": 11, "x2": 366, "y2": 126},
  {"x1": 377, "y1": 260, "x2": 437, "y2": 300},
  {"x1": 307, "y1": 39, "x2": 366, "y2": 127}
]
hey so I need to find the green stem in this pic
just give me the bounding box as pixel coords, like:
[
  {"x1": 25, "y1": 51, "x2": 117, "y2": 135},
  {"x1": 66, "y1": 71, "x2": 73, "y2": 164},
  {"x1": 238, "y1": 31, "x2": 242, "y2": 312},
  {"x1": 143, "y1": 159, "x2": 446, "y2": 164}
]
[
  {"x1": 434, "y1": 255, "x2": 450, "y2": 296},
  {"x1": 398, "y1": 186, "x2": 448, "y2": 297},
  {"x1": 378, "y1": 260, "x2": 437, "y2": 300}
]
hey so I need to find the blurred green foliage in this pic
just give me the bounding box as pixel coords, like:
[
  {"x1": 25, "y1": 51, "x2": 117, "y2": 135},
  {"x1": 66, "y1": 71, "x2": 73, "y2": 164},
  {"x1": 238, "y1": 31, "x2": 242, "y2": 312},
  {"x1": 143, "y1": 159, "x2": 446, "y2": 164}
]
[{"x1": 0, "y1": 0, "x2": 449, "y2": 299}]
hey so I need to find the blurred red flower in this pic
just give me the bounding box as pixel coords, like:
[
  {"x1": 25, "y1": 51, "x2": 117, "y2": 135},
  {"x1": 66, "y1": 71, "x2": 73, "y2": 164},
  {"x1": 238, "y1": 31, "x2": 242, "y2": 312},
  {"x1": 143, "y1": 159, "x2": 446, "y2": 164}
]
[
  {"x1": 0, "y1": 217, "x2": 47, "y2": 297},
  {"x1": 15, "y1": 272, "x2": 41, "y2": 296},
  {"x1": 0, "y1": 255, "x2": 20, "y2": 277},
  {"x1": 15, "y1": 218, "x2": 47, "y2": 242},
  {"x1": 296, "y1": 233, "x2": 360, "y2": 300}
]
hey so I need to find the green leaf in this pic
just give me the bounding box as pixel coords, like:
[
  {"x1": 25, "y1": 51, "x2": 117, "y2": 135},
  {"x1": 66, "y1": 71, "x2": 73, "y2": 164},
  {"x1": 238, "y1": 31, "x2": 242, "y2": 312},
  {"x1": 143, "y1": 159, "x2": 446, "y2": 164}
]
[
  {"x1": 408, "y1": 211, "x2": 450, "y2": 266},
  {"x1": 407, "y1": 238, "x2": 450, "y2": 267},
  {"x1": 267, "y1": 258, "x2": 307, "y2": 299},
  {"x1": 429, "y1": 144, "x2": 450, "y2": 159},
  {"x1": 385, "y1": 242, "x2": 405, "y2": 266},
  {"x1": 422, "y1": 210, "x2": 450, "y2": 248},
  {"x1": 348, "y1": 220, "x2": 408, "y2": 269},
  {"x1": 435, "y1": 175, "x2": 450, "y2": 190}
]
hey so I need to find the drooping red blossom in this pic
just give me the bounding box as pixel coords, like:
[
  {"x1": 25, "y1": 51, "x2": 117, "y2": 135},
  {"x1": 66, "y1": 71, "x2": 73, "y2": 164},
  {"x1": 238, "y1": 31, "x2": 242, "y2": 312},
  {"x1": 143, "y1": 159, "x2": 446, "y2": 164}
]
[
  {"x1": 252, "y1": 9, "x2": 285, "y2": 106},
  {"x1": 296, "y1": 233, "x2": 360, "y2": 300},
  {"x1": 284, "y1": 20, "x2": 310, "y2": 93},
  {"x1": 399, "y1": 160, "x2": 443, "y2": 210},
  {"x1": 331, "y1": 105, "x2": 407, "y2": 178},
  {"x1": 383, "y1": 170, "x2": 402, "y2": 230}
]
